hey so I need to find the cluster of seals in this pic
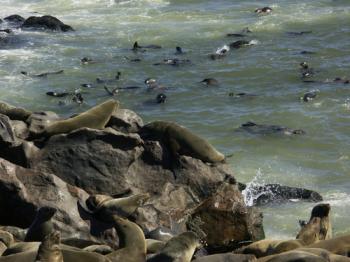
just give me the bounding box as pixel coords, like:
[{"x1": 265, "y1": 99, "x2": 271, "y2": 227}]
[
  {"x1": 236, "y1": 203, "x2": 338, "y2": 260},
  {"x1": 140, "y1": 120, "x2": 225, "y2": 163}
]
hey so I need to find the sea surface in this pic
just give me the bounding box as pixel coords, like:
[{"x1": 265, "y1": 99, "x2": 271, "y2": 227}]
[{"x1": 0, "y1": 0, "x2": 349, "y2": 239}]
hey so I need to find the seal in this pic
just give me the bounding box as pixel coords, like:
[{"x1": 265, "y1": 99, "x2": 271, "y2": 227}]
[
  {"x1": 147, "y1": 231, "x2": 201, "y2": 262},
  {"x1": 83, "y1": 244, "x2": 113, "y2": 255},
  {"x1": 255, "y1": 7, "x2": 272, "y2": 14},
  {"x1": 257, "y1": 249, "x2": 328, "y2": 262},
  {"x1": 175, "y1": 46, "x2": 184, "y2": 55},
  {"x1": 106, "y1": 215, "x2": 146, "y2": 262},
  {"x1": 140, "y1": 120, "x2": 225, "y2": 163},
  {"x1": 200, "y1": 78, "x2": 218, "y2": 86},
  {"x1": 302, "y1": 91, "x2": 317, "y2": 102},
  {"x1": 298, "y1": 203, "x2": 332, "y2": 241},
  {"x1": 46, "y1": 91, "x2": 70, "y2": 98},
  {"x1": 43, "y1": 99, "x2": 118, "y2": 137},
  {"x1": 238, "y1": 121, "x2": 305, "y2": 136},
  {"x1": 104, "y1": 86, "x2": 118, "y2": 96},
  {"x1": 21, "y1": 70, "x2": 64, "y2": 78},
  {"x1": 35, "y1": 231, "x2": 63, "y2": 262},
  {"x1": 156, "y1": 93, "x2": 167, "y2": 103},
  {"x1": 84, "y1": 193, "x2": 150, "y2": 223},
  {"x1": 146, "y1": 239, "x2": 166, "y2": 254},
  {"x1": 25, "y1": 206, "x2": 57, "y2": 242}
]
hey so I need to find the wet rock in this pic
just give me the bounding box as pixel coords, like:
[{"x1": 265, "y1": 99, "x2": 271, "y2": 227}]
[
  {"x1": 21, "y1": 15, "x2": 74, "y2": 32},
  {"x1": 244, "y1": 184, "x2": 323, "y2": 206},
  {"x1": 0, "y1": 157, "x2": 118, "y2": 246},
  {"x1": 193, "y1": 253, "x2": 256, "y2": 262},
  {"x1": 4, "y1": 15, "x2": 25, "y2": 24},
  {"x1": 0, "y1": 101, "x2": 32, "y2": 121},
  {"x1": 106, "y1": 108, "x2": 143, "y2": 133},
  {"x1": 0, "y1": 140, "x2": 39, "y2": 167},
  {"x1": 188, "y1": 182, "x2": 264, "y2": 252},
  {"x1": 26, "y1": 111, "x2": 60, "y2": 137}
]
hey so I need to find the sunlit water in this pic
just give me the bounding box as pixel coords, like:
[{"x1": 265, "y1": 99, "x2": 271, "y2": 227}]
[{"x1": 1, "y1": 0, "x2": 349, "y2": 239}]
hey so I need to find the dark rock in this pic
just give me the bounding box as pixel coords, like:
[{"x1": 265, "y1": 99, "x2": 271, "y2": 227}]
[
  {"x1": 0, "y1": 157, "x2": 118, "y2": 246},
  {"x1": 0, "y1": 101, "x2": 32, "y2": 121},
  {"x1": 21, "y1": 15, "x2": 74, "y2": 32},
  {"x1": 32, "y1": 127, "x2": 144, "y2": 195},
  {"x1": 4, "y1": 15, "x2": 25, "y2": 24},
  {"x1": 26, "y1": 111, "x2": 60, "y2": 137},
  {"x1": 188, "y1": 182, "x2": 264, "y2": 252},
  {"x1": 244, "y1": 184, "x2": 323, "y2": 206},
  {"x1": 106, "y1": 108, "x2": 143, "y2": 133},
  {"x1": 193, "y1": 253, "x2": 256, "y2": 262}
]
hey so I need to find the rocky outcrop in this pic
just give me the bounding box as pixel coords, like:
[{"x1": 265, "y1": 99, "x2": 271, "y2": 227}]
[
  {"x1": 21, "y1": 15, "x2": 74, "y2": 32},
  {"x1": 0, "y1": 101, "x2": 265, "y2": 254},
  {"x1": 188, "y1": 182, "x2": 264, "y2": 252},
  {"x1": 193, "y1": 253, "x2": 256, "y2": 262},
  {"x1": 0, "y1": 102, "x2": 32, "y2": 121}
]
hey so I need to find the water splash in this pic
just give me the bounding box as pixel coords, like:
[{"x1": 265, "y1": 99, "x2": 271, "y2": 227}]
[{"x1": 242, "y1": 168, "x2": 268, "y2": 206}]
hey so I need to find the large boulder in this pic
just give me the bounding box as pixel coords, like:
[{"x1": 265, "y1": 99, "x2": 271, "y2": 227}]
[
  {"x1": 188, "y1": 182, "x2": 264, "y2": 253},
  {"x1": 21, "y1": 15, "x2": 74, "y2": 32},
  {"x1": 0, "y1": 158, "x2": 118, "y2": 246},
  {"x1": 0, "y1": 101, "x2": 32, "y2": 121}
]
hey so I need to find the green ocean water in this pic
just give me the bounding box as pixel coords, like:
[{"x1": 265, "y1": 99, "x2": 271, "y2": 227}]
[{"x1": 0, "y1": 0, "x2": 349, "y2": 239}]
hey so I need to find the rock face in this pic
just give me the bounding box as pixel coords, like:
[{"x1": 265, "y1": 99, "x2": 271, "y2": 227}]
[
  {"x1": 0, "y1": 158, "x2": 117, "y2": 246},
  {"x1": 0, "y1": 101, "x2": 265, "y2": 253},
  {"x1": 21, "y1": 15, "x2": 74, "y2": 32},
  {"x1": 188, "y1": 182, "x2": 264, "y2": 252},
  {"x1": 4, "y1": 15, "x2": 25, "y2": 24}
]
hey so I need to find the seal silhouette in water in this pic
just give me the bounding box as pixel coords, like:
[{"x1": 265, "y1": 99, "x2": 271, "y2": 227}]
[
  {"x1": 255, "y1": 7, "x2": 272, "y2": 14},
  {"x1": 200, "y1": 78, "x2": 218, "y2": 86},
  {"x1": 238, "y1": 121, "x2": 305, "y2": 136},
  {"x1": 21, "y1": 70, "x2": 64, "y2": 78}
]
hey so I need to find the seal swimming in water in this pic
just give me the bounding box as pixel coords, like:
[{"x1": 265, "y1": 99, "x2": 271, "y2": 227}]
[
  {"x1": 175, "y1": 46, "x2": 184, "y2": 55},
  {"x1": 156, "y1": 93, "x2": 167, "y2": 103},
  {"x1": 106, "y1": 215, "x2": 146, "y2": 262},
  {"x1": 226, "y1": 27, "x2": 252, "y2": 37},
  {"x1": 132, "y1": 41, "x2": 162, "y2": 50},
  {"x1": 84, "y1": 193, "x2": 150, "y2": 223},
  {"x1": 301, "y1": 91, "x2": 317, "y2": 102},
  {"x1": 46, "y1": 91, "x2": 71, "y2": 98},
  {"x1": 255, "y1": 7, "x2": 272, "y2": 14},
  {"x1": 43, "y1": 99, "x2": 118, "y2": 137},
  {"x1": 238, "y1": 121, "x2": 305, "y2": 136},
  {"x1": 25, "y1": 206, "x2": 57, "y2": 242},
  {"x1": 147, "y1": 231, "x2": 201, "y2": 262},
  {"x1": 21, "y1": 70, "x2": 64, "y2": 78},
  {"x1": 200, "y1": 78, "x2": 218, "y2": 86},
  {"x1": 35, "y1": 231, "x2": 63, "y2": 262},
  {"x1": 140, "y1": 121, "x2": 225, "y2": 163}
]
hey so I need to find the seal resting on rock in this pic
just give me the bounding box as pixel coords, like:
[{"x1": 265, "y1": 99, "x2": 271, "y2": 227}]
[
  {"x1": 140, "y1": 120, "x2": 225, "y2": 163},
  {"x1": 106, "y1": 215, "x2": 146, "y2": 262},
  {"x1": 147, "y1": 231, "x2": 201, "y2": 262},
  {"x1": 35, "y1": 231, "x2": 63, "y2": 262},
  {"x1": 43, "y1": 99, "x2": 118, "y2": 137},
  {"x1": 84, "y1": 193, "x2": 150, "y2": 222},
  {"x1": 25, "y1": 206, "x2": 57, "y2": 242}
]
